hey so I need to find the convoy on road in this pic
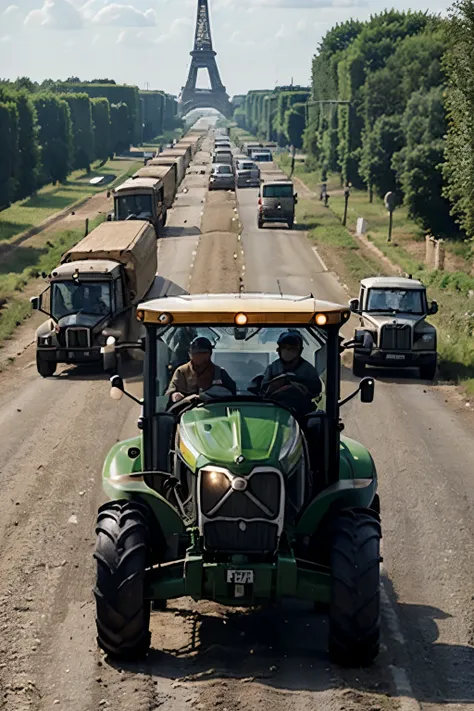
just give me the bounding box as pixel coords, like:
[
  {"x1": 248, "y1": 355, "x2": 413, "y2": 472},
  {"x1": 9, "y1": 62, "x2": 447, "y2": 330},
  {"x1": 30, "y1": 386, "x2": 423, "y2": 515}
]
[{"x1": 24, "y1": 124, "x2": 442, "y2": 682}]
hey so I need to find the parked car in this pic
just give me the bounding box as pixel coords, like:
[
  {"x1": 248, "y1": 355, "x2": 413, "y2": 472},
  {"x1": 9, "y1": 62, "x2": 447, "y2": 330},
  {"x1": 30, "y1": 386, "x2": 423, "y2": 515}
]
[
  {"x1": 209, "y1": 164, "x2": 235, "y2": 191},
  {"x1": 236, "y1": 159, "x2": 260, "y2": 188},
  {"x1": 212, "y1": 149, "x2": 234, "y2": 169}
]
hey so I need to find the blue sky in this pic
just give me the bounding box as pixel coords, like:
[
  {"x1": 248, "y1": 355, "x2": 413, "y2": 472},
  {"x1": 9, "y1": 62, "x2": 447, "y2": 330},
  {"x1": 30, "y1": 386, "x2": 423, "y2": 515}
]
[{"x1": 0, "y1": 0, "x2": 451, "y2": 96}]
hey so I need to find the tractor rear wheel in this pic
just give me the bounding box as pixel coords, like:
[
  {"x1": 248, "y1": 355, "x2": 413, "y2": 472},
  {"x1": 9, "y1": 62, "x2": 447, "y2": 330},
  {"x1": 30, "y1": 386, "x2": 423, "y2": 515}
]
[
  {"x1": 94, "y1": 500, "x2": 151, "y2": 660},
  {"x1": 328, "y1": 508, "x2": 381, "y2": 667}
]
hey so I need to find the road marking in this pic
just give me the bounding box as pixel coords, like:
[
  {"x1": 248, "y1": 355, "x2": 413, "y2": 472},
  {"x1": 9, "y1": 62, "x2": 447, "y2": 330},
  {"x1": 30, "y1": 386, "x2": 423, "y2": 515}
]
[
  {"x1": 311, "y1": 246, "x2": 328, "y2": 273},
  {"x1": 380, "y1": 550, "x2": 421, "y2": 710}
]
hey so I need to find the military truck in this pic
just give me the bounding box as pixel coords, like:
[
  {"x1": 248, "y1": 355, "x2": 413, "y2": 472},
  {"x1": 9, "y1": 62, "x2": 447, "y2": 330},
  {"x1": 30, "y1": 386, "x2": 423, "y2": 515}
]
[
  {"x1": 30, "y1": 221, "x2": 157, "y2": 377},
  {"x1": 160, "y1": 146, "x2": 192, "y2": 170},
  {"x1": 111, "y1": 177, "x2": 166, "y2": 236},
  {"x1": 149, "y1": 156, "x2": 185, "y2": 186},
  {"x1": 132, "y1": 164, "x2": 176, "y2": 214},
  {"x1": 349, "y1": 276, "x2": 438, "y2": 379}
]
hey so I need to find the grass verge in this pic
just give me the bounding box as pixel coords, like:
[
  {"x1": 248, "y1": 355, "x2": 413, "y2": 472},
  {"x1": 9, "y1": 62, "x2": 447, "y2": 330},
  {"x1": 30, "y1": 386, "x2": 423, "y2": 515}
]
[
  {"x1": 278, "y1": 155, "x2": 474, "y2": 394},
  {"x1": 0, "y1": 215, "x2": 105, "y2": 346},
  {"x1": 0, "y1": 158, "x2": 141, "y2": 245}
]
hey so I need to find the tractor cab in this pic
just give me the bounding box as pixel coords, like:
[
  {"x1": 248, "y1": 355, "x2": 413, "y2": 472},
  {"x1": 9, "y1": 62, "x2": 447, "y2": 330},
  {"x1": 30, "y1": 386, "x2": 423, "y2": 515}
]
[{"x1": 96, "y1": 293, "x2": 381, "y2": 668}]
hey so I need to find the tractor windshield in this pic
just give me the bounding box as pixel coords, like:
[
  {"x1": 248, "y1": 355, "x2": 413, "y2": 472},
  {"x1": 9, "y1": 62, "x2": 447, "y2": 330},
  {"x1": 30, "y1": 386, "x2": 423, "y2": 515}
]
[{"x1": 154, "y1": 325, "x2": 328, "y2": 412}]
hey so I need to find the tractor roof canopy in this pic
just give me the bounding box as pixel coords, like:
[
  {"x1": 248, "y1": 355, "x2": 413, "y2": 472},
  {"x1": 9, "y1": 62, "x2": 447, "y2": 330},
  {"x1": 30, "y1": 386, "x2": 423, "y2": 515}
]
[{"x1": 137, "y1": 292, "x2": 351, "y2": 327}]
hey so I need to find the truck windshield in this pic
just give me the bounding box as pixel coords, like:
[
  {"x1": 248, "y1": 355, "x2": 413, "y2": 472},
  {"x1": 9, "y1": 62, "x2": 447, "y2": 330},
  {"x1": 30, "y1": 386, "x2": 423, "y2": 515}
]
[
  {"x1": 51, "y1": 281, "x2": 111, "y2": 319},
  {"x1": 153, "y1": 325, "x2": 328, "y2": 412},
  {"x1": 366, "y1": 289, "x2": 426, "y2": 314},
  {"x1": 262, "y1": 185, "x2": 293, "y2": 198},
  {"x1": 116, "y1": 194, "x2": 153, "y2": 220}
]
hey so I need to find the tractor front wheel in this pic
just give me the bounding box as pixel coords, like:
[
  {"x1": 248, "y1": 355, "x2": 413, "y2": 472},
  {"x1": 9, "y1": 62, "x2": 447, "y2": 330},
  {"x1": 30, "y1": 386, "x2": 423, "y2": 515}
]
[
  {"x1": 329, "y1": 508, "x2": 381, "y2": 667},
  {"x1": 94, "y1": 500, "x2": 151, "y2": 660}
]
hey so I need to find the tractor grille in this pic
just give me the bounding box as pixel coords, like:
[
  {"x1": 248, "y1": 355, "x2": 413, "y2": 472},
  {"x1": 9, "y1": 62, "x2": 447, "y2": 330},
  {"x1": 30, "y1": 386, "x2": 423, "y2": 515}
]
[
  {"x1": 65, "y1": 328, "x2": 90, "y2": 349},
  {"x1": 203, "y1": 521, "x2": 279, "y2": 554},
  {"x1": 380, "y1": 324, "x2": 411, "y2": 351},
  {"x1": 199, "y1": 468, "x2": 283, "y2": 554}
]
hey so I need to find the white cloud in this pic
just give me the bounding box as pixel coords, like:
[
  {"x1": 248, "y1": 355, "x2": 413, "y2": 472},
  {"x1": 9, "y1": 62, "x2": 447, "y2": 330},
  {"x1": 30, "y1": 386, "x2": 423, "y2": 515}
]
[
  {"x1": 3, "y1": 4, "x2": 20, "y2": 15},
  {"x1": 156, "y1": 16, "x2": 192, "y2": 43},
  {"x1": 24, "y1": 0, "x2": 157, "y2": 29},
  {"x1": 0, "y1": 35, "x2": 11, "y2": 42},
  {"x1": 92, "y1": 3, "x2": 156, "y2": 26},
  {"x1": 24, "y1": 0, "x2": 84, "y2": 29}
]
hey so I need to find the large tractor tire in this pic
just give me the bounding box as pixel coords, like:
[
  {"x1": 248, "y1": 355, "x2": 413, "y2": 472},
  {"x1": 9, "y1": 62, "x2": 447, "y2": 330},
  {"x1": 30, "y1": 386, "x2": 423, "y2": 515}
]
[
  {"x1": 328, "y1": 508, "x2": 381, "y2": 667},
  {"x1": 94, "y1": 500, "x2": 151, "y2": 660},
  {"x1": 37, "y1": 353, "x2": 56, "y2": 378}
]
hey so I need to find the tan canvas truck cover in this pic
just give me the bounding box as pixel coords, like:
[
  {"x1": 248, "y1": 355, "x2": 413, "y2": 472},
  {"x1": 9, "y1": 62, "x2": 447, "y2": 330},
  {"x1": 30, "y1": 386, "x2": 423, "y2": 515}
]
[
  {"x1": 61, "y1": 221, "x2": 157, "y2": 304},
  {"x1": 114, "y1": 176, "x2": 161, "y2": 195},
  {"x1": 149, "y1": 155, "x2": 185, "y2": 185},
  {"x1": 134, "y1": 165, "x2": 176, "y2": 208},
  {"x1": 177, "y1": 136, "x2": 201, "y2": 156},
  {"x1": 161, "y1": 147, "x2": 191, "y2": 169}
]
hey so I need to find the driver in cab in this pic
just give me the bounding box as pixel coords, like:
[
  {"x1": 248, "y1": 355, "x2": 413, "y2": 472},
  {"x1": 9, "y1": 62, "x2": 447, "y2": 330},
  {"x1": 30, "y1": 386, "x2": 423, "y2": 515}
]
[
  {"x1": 260, "y1": 330, "x2": 322, "y2": 399},
  {"x1": 166, "y1": 336, "x2": 237, "y2": 404}
]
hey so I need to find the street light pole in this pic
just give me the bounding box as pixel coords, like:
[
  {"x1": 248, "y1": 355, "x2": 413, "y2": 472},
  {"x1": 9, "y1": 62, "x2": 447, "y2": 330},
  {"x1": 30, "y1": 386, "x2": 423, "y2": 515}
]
[{"x1": 343, "y1": 183, "x2": 351, "y2": 227}]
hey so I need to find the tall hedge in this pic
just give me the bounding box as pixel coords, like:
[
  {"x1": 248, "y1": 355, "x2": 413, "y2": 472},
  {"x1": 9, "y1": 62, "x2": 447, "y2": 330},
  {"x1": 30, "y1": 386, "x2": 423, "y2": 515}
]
[
  {"x1": 140, "y1": 91, "x2": 164, "y2": 141},
  {"x1": 0, "y1": 100, "x2": 18, "y2": 208},
  {"x1": 110, "y1": 102, "x2": 130, "y2": 156},
  {"x1": 33, "y1": 94, "x2": 73, "y2": 184},
  {"x1": 60, "y1": 93, "x2": 94, "y2": 170},
  {"x1": 91, "y1": 97, "x2": 111, "y2": 163}
]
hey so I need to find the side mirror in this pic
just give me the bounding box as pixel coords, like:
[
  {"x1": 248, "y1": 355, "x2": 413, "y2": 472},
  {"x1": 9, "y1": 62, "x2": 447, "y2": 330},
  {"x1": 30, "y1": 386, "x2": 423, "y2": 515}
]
[
  {"x1": 349, "y1": 298, "x2": 359, "y2": 313},
  {"x1": 360, "y1": 376, "x2": 375, "y2": 403},
  {"x1": 110, "y1": 374, "x2": 125, "y2": 400},
  {"x1": 106, "y1": 213, "x2": 112, "y2": 222},
  {"x1": 429, "y1": 300, "x2": 438, "y2": 315},
  {"x1": 30, "y1": 296, "x2": 40, "y2": 311},
  {"x1": 339, "y1": 376, "x2": 375, "y2": 407}
]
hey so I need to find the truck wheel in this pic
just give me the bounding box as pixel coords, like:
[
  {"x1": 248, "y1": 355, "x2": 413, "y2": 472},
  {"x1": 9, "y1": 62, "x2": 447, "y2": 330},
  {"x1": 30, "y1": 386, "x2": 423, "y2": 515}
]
[
  {"x1": 329, "y1": 509, "x2": 381, "y2": 667},
  {"x1": 37, "y1": 353, "x2": 56, "y2": 378},
  {"x1": 94, "y1": 500, "x2": 151, "y2": 660},
  {"x1": 352, "y1": 356, "x2": 365, "y2": 378},
  {"x1": 287, "y1": 219, "x2": 294, "y2": 229},
  {"x1": 419, "y1": 358, "x2": 437, "y2": 381},
  {"x1": 162, "y1": 208, "x2": 167, "y2": 227},
  {"x1": 258, "y1": 218, "x2": 264, "y2": 229}
]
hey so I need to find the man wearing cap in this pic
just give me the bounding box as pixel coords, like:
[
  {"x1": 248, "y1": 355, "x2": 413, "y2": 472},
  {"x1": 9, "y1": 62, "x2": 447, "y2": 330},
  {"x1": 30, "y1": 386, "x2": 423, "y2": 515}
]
[
  {"x1": 166, "y1": 336, "x2": 237, "y2": 404},
  {"x1": 260, "y1": 330, "x2": 322, "y2": 400}
]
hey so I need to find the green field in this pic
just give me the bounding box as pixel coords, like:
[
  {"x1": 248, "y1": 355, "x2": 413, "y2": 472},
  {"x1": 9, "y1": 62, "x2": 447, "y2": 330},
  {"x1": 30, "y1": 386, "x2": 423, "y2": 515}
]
[{"x1": 0, "y1": 158, "x2": 141, "y2": 245}]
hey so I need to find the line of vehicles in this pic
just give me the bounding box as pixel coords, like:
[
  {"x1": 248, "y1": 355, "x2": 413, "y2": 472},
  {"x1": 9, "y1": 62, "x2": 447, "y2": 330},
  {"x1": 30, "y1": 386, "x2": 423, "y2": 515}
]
[{"x1": 30, "y1": 127, "x2": 207, "y2": 377}]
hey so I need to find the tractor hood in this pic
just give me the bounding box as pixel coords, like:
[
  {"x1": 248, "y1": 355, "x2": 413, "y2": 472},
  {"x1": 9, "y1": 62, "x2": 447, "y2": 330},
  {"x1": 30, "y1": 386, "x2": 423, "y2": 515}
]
[{"x1": 178, "y1": 401, "x2": 302, "y2": 475}]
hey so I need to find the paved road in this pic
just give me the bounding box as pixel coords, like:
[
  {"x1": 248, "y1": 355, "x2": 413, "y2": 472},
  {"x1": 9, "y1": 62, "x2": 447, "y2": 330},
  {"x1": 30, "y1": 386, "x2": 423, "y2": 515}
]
[
  {"x1": 0, "y1": 128, "x2": 473, "y2": 711},
  {"x1": 238, "y1": 162, "x2": 474, "y2": 710}
]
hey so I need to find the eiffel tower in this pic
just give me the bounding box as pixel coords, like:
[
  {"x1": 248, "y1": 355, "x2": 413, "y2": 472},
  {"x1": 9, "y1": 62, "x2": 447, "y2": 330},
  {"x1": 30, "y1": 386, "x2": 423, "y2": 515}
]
[{"x1": 179, "y1": 0, "x2": 231, "y2": 117}]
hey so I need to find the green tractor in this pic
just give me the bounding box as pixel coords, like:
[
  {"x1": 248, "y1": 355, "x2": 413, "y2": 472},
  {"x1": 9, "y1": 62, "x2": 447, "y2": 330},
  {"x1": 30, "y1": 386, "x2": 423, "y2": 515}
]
[{"x1": 94, "y1": 293, "x2": 381, "y2": 667}]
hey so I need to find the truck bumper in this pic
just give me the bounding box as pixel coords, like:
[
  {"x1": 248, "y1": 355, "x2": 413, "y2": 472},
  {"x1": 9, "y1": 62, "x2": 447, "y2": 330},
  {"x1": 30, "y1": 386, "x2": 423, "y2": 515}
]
[
  {"x1": 37, "y1": 347, "x2": 103, "y2": 364},
  {"x1": 356, "y1": 349, "x2": 436, "y2": 367}
]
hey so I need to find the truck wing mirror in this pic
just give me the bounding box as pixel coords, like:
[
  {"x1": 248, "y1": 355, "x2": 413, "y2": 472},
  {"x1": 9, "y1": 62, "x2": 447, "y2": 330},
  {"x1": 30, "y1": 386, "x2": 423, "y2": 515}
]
[
  {"x1": 30, "y1": 296, "x2": 40, "y2": 311},
  {"x1": 349, "y1": 297, "x2": 359, "y2": 313},
  {"x1": 429, "y1": 300, "x2": 438, "y2": 315}
]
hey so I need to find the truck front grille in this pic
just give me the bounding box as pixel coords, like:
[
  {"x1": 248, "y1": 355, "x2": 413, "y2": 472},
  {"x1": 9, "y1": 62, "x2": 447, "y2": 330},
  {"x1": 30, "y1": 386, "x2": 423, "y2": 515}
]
[
  {"x1": 65, "y1": 328, "x2": 90, "y2": 349},
  {"x1": 380, "y1": 323, "x2": 411, "y2": 350}
]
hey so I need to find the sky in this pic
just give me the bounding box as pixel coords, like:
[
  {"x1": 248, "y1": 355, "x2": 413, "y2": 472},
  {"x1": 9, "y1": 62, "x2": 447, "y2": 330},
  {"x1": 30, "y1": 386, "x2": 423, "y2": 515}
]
[{"x1": 0, "y1": 0, "x2": 452, "y2": 97}]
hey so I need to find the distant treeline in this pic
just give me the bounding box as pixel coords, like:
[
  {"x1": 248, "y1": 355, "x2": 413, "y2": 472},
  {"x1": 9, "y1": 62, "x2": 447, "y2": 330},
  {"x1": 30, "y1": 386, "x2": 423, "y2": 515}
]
[
  {"x1": 0, "y1": 77, "x2": 180, "y2": 209},
  {"x1": 233, "y1": 2, "x2": 474, "y2": 240}
]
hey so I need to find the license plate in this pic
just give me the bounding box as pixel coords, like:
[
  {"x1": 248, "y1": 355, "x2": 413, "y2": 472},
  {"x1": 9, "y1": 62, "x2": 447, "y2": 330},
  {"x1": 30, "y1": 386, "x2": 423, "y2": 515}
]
[
  {"x1": 386, "y1": 354, "x2": 406, "y2": 360},
  {"x1": 226, "y1": 569, "x2": 254, "y2": 584}
]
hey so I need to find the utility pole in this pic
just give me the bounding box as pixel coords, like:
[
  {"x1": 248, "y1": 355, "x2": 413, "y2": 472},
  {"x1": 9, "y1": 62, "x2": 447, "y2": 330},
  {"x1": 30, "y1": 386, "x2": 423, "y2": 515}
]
[{"x1": 145, "y1": 82, "x2": 150, "y2": 91}]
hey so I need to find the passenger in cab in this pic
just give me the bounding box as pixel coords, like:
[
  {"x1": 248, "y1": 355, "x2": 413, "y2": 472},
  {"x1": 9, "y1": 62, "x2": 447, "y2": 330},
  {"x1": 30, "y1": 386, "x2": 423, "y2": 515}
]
[
  {"x1": 166, "y1": 336, "x2": 237, "y2": 404},
  {"x1": 261, "y1": 331, "x2": 322, "y2": 399}
]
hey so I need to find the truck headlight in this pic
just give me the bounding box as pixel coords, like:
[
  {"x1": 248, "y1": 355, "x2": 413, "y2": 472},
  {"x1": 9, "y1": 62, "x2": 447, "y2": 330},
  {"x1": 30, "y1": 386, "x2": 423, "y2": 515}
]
[{"x1": 40, "y1": 336, "x2": 51, "y2": 346}]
